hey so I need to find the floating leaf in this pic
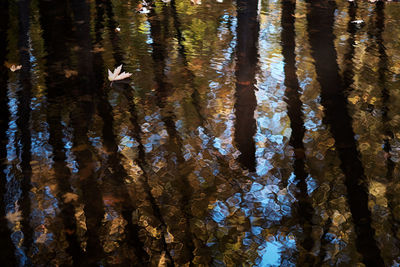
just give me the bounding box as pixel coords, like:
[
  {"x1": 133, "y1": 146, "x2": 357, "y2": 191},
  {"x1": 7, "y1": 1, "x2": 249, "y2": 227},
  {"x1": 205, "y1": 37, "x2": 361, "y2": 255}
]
[
  {"x1": 10, "y1": 64, "x2": 22, "y2": 72},
  {"x1": 108, "y1": 65, "x2": 132, "y2": 82},
  {"x1": 136, "y1": 1, "x2": 151, "y2": 13},
  {"x1": 139, "y1": 7, "x2": 151, "y2": 14},
  {"x1": 351, "y1": 19, "x2": 364, "y2": 24}
]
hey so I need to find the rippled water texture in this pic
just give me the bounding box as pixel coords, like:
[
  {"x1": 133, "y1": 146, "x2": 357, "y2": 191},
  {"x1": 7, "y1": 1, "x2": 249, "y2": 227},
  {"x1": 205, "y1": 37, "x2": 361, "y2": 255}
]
[{"x1": 1, "y1": 0, "x2": 400, "y2": 266}]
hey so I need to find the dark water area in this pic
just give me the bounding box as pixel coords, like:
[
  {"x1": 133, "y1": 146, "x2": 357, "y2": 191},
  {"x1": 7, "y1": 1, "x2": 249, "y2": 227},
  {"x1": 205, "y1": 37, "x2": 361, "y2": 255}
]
[{"x1": 1, "y1": 0, "x2": 400, "y2": 266}]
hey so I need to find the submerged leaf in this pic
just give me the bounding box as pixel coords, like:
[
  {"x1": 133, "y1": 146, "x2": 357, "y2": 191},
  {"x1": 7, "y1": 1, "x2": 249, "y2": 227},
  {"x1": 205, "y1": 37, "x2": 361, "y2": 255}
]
[
  {"x1": 63, "y1": 192, "x2": 79, "y2": 203},
  {"x1": 6, "y1": 210, "x2": 22, "y2": 224},
  {"x1": 64, "y1": 69, "x2": 78, "y2": 78},
  {"x1": 5, "y1": 201, "x2": 22, "y2": 224}
]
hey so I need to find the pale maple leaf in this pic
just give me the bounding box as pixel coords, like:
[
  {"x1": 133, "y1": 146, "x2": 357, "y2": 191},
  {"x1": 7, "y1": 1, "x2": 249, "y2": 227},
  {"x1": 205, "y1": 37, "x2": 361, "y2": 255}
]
[
  {"x1": 10, "y1": 64, "x2": 22, "y2": 72},
  {"x1": 107, "y1": 65, "x2": 132, "y2": 82}
]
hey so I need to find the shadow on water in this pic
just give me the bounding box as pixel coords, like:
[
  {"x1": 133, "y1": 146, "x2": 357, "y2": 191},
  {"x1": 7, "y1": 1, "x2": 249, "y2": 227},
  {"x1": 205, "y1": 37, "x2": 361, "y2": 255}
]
[
  {"x1": 234, "y1": 0, "x2": 258, "y2": 172},
  {"x1": 0, "y1": 0, "x2": 17, "y2": 264},
  {"x1": 306, "y1": 0, "x2": 384, "y2": 265}
]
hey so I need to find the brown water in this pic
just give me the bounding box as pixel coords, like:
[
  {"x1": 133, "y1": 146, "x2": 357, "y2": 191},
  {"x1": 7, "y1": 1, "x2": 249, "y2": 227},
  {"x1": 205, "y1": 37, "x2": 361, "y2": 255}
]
[{"x1": 1, "y1": 0, "x2": 400, "y2": 266}]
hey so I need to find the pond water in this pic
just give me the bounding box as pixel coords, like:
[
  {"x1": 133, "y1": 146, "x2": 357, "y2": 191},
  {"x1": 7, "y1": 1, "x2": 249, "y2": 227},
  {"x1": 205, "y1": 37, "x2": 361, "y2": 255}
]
[{"x1": 1, "y1": 0, "x2": 400, "y2": 266}]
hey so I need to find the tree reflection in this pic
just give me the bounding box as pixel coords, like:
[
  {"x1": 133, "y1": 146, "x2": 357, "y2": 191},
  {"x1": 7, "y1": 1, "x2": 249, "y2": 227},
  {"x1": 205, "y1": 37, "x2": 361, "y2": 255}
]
[
  {"x1": 39, "y1": 0, "x2": 83, "y2": 263},
  {"x1": 39, "y1": 0, "x2": 107, "y2": 264},
  {"x1": 2, "y1": 0, "x2": 400, "y2": 265},
  {"x1": 307, "y1": 0, "x2": 384, "y2": 265},
  {"x1": 17, "y1": 0, "x2": 34, "y2": 260},
  {"x1": 148, "y1": 4, "x2": 196, "y2": 264},
  {"x1": 234, "y1": 0, "x2": 259, "y2": 172},
  {"x1": 342, "y1": 1, "x2": 357, "y2": 93},
  {"x1": 91, "y1": 1, "x2": 150, "y2": 263},
  {"x1": 373, "y1": 0, "x2": 400, "y2": 256},
  {"x1": 281, "y1": 0, "x2": 316, "y2": 264},
  {"x1": 0, "y1": 0, "x2": 17, "y2": 263},
  {"x1": 170, "y1": 0, "x2": 206, "y2": 127}
]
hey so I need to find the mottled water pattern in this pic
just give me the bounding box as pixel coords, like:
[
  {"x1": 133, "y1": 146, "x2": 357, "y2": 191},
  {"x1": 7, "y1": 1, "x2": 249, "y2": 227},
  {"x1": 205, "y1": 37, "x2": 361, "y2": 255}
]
[{"x1": 1, "y1": 0, "x2": 400, "y2": 266}]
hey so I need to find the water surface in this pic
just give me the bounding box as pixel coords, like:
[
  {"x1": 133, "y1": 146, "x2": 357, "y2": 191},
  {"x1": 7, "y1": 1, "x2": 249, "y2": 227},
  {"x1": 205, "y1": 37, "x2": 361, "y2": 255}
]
[{"x1": 1, "y1": 0, "x2": 400, "y2": 266}]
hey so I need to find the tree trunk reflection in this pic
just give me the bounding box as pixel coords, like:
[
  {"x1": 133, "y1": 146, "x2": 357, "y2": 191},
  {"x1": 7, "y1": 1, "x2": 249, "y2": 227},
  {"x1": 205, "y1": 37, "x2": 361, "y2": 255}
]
[
  {"x1": 307, "y1": 0, "x2": 384, "y2": 265},
  {"x1": 0, "y1": 0, "x2": 17, "y2": 263},
  {"x1": 281, "y1": 0, "x2": 317, "y2": 265},
  {"x1": 234, "y1": 0, "x2": 259, "y2": 172}
]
